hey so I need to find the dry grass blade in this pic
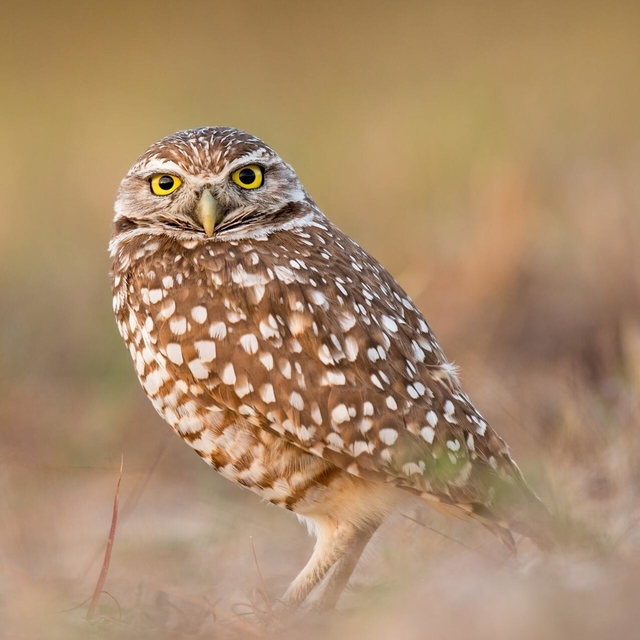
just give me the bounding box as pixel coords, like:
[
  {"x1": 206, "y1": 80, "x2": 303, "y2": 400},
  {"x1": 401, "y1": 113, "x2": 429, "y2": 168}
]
[
  {"x1": 86, "y1": 455, "x2": 124, "y2": 620},
  {"x1": 250, "y1": 535, "x2": 273, "y2": 616}
]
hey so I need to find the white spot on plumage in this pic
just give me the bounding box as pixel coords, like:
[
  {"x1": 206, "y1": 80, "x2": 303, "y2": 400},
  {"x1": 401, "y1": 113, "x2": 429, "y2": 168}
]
[
  {"x1": 407, "y1": 384, "x2": 419, "y2": 399},
  {"x1": 289, "y1": 391, "x2": 304, "y2": 411},
  {"x1": 195, "y1": 340, "x2": 216, "y2": 362},
  {"x1": 143, "y1": 369, "x2": 169, "y2": 396},
  {"x1": 274, "y1": 264, "x2": 296, "y2": 283},
  {"x1": 279, "y1": 359, "x2": 292, "y2": 379},
  {"x1": 444, "y1": 400, "x2": 457, "y2": 423},
  {"x1": 166, "y1": 343, "x2": 184, "y2": 365},
  {"x1": 149, "y1": 289, "x2": 163, "y2": 304},
  {"x1": 260, "y1": 383, "x2": 276, "y2": 403},
  {"x1": 226, "y1": 309, "x2": 246, "y2": 323},
  {"x1": 427, "y1": 411, "x2": 438, "y2": 427},
  {"x1": 386, "y1": 396, "x2": 398, "y2": 410},
  {"x1": 157, "y1": 299, "x2": 176, "y2": 320},
  {"x1": 128, "y1": 309, "x2": 138, "y2": 333},
  {"x1": 135, "y1": 352, "x2": 145, "y2": 375},
  {"x1": 259, "y1": 320, "x2": 280, "y2": 340},
  {"x1": 177, "y1": 413, "x2": 202, "y2": 434},
  {"x1": 209, "y1": 321, "x2": 227, "y2": 340},
  {"x1": 344, "y1": 336, "x2": 359, "y2": 361},
  {"x1": 322, "y1": 370, "x2": 346, "y2": 386},
  {"x1": 235, "y1": 378, "x2": 252, "y2": 398},
  {"x1": 250, "y1": 284, "x2": 266, "y2": 303},
  {"x1": 309, "y1": 289, "x2": 328, "y2": 307},
  {"x1": 381, "y1": 315, "x2": 398, "y2": 332},
  {"x1": 220, "y1": 363, "x2": 236, "y2": 385},
  {"x1": 288, "y1": 313, "x2": 307, "y2": 336},
  {"x1": 239, "y1": 333, "x2": 259, "y2": 354},
  {"x1": 259, "y1": 351, "x2": 274, "y2": 370},
  {"x1": 170, "y1": 316, "x2": 187, "y2": 335},
  {"x1": 299, "y1": 426, "x2": 316, "y2": 441},
  {"x1": 447, "y1": 439, "x2": 461, "y2": 451},
  {"x1": 191, "y1": 305, "x2": 208, "y2": 324},
  {"x1": 188, "y1": 359, "x2": 210, "y2": 380},
  {"x1": 352, "y1": 441, "x2": 373, "y2": 457},
  {"x1": 403, "y1": 462, "x2": 424, "y2": 476},
  {"x1": 317, "y1": 344, "x2": 334, "y2": 365},
  {"x1": 379, "y1": 428, "x2": 398, "y2": 445},
  {"x1": 331, "y1": 404, "x2": 350, "y2": 424},
  {"x1": 421, "y1": 426, "x2": 435, "y2": 443},
  {"x1": 310, "y1": 403, "x2": 323, "y2": 425},
  {"x1": 326, "y1": 432, "x2": 345, "y2": 450}
]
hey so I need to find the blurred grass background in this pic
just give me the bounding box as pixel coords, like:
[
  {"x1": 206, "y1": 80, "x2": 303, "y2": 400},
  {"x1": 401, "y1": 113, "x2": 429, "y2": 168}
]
[{"x1": 1, "y1": 0, "x2": 640, "y2": 637}]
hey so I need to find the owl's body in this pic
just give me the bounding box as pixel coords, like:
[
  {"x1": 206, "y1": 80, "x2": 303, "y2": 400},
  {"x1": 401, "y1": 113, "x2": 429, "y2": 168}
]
[{"x1": 110, "y1": 127, "x2": 552, "y2": 608}]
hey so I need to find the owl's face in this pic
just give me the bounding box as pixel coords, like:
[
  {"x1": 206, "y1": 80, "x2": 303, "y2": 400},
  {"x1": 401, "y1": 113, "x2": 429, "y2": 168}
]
[{"x1": 114, "y1": 127, "x2": 309, "y2": 241}]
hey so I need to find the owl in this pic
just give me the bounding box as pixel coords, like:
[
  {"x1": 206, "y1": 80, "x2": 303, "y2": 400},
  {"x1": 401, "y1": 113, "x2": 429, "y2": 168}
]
[{"x1": 109, "y1": 127, "x2": 555, "y2": 611}]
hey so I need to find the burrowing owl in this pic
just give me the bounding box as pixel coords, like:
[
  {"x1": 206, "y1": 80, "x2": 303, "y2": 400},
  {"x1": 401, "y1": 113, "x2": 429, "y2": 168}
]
[{"x1": 110, "y1": 127, "x2": 554, "y2": 610}]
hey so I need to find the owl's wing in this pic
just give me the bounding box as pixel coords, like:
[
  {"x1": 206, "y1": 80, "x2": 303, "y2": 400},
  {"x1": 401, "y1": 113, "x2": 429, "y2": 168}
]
[{"x1": 134, "y1": 224, "x2": 532, "y2": 515}]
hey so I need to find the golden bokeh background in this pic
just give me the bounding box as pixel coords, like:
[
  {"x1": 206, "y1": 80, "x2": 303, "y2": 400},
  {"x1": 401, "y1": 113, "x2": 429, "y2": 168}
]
[{"x1": 1, "y1": 1, "x2": 640, "y2": 637}]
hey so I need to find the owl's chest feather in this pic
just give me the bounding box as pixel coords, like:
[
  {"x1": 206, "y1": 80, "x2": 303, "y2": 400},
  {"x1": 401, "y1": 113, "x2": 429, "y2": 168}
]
[{"x1": 111, "y1": 236, "x2": 343, "y2": 508}]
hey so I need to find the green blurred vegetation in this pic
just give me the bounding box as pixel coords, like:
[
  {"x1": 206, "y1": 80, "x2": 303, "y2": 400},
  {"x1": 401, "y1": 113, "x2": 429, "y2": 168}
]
[{"x1": 1, "y1": 1, "x2": 639, "y2": 637}]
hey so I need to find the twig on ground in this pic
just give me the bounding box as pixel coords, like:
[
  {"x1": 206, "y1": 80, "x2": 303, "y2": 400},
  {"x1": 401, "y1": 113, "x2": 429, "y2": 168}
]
[
  {"x1": 400, "y1": 512, "x2": 497, "y2": 561},
  {"x1": 86, "y1": 455, "x2": 123, "y2": 620}
]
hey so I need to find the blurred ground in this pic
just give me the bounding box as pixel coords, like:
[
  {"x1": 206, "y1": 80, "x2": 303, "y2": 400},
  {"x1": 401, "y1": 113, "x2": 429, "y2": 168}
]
[{"x1": 1, "y1": 1, "x2": 640, "y2": 638}]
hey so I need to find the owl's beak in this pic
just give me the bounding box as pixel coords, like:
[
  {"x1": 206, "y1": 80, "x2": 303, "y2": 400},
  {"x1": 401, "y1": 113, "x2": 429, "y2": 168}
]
[{"x1": 197, "y1": 189, "x2": 220, "y2": 237}]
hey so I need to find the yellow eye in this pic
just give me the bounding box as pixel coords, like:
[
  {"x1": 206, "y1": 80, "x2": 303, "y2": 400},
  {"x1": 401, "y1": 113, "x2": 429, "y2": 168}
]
[
  {"x1": 231, "y1": 165, "x2": 263, "y2": 189},
  {"x1": 150, "y1": 174, "x2": 182, "y2": 196}
]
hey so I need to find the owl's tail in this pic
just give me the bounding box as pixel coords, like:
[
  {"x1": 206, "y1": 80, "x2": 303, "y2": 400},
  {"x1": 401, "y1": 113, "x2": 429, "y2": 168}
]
[
  {"x1": 421, "y1": 469, "x2": 587, "y2": 553},
  {"x1": 476, "y1": 492, "x2": 561, "y2": 553},
  {"x1": 421, "y1": 489, "x2": 556, "y2": 553},
  {"x1": 473, "y1": 478, "x2": 587, "y2": 553}
]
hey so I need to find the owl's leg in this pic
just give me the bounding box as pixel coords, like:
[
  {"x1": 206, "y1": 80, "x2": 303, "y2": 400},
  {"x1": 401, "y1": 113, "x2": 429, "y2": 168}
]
[
  {"x1": 304, "y1": 523, "x2": 378, "y2": 611},
  {"x1": 279, "y1": 520, "x2": 367, "y2": 609}
]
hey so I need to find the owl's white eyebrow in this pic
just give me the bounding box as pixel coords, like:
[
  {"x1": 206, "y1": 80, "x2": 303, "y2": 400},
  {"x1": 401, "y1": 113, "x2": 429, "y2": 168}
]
[
  {"x1": 225, "y1": 150, "x2": 275, "y2": 171},
  {"x1": 134, "y1": 159, "x2": 185, "y2": 175}
]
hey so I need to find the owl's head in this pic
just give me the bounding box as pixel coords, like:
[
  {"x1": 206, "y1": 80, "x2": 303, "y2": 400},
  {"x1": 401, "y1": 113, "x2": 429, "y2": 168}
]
[{"x1": 113, "y1": 127, "x2": 311, "y2": 241}]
